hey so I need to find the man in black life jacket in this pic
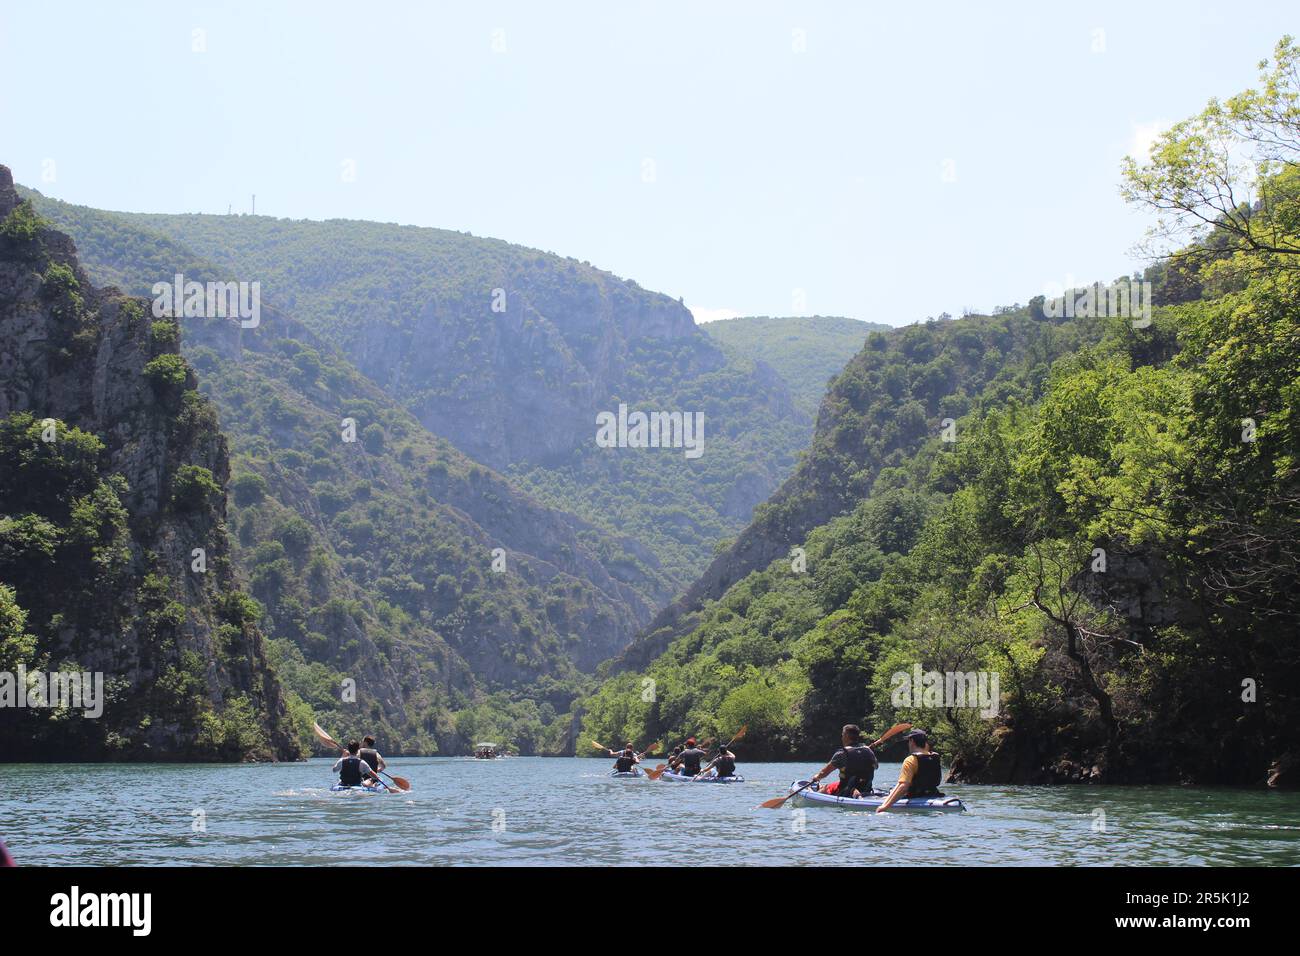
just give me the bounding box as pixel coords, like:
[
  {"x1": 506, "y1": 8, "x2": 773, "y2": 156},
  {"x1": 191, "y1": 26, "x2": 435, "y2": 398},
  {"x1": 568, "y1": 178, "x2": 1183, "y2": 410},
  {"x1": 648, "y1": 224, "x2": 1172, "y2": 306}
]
[
  {"x1": 333, "y1": 740, "x2": 382, "y2": 788},
  {"x1": 611, "y1": 743, "x2": 640, "y2": 773},
  {"x1": 359, "y1": 735, "x2": 386, "y2": 778},
  {"x1": 876, "y1": 729, "x2": 944, "y2": 812},
  {"x1": 671, "y1": 737, "x2": 707, "y2": 776},
  {"x1": 709, "y1": 744, "x2": 737, "y2": 779},
  {"x1": 809, "y1": 724, "x2": 878, "y2": 797}
]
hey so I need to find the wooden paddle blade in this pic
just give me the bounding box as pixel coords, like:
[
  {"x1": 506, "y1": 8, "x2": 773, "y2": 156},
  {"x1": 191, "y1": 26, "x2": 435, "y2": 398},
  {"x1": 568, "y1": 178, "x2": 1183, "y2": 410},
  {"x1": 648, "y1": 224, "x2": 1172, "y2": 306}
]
[
  {"x1": 313, "y1": 722, "x2": 344, "y2": 752},
  {"x1": 386, "y1": 773, "x2": 411, "y2": 791},
  {"x1": 730, "y1": 725, "x2": 748, "y2": 743},
  {"x1": 872, "y1": 722, "x2": 912, "y2": 747},
  {"x1": 590, "y1": 740, "x2": 606, "y2": 751},
  {"x1": 758, "y1": 794, "x2": 793, "y2": 809}
]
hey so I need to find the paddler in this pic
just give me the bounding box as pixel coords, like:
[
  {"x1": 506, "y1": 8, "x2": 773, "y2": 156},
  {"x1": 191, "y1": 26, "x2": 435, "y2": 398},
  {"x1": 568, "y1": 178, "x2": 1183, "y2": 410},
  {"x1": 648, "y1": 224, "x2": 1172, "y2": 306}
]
[
  {"x1": 671, "y1": 737, "x2": 707, "y2": 777},
  {"x1": 707, "y1": 742, "x2": 737, "y2": 779},
  {"x1": 610, "y1": 743, "x2": 640, "y2": 773},
  {"x1": 334, "y1": 740, "x2": 382, "y2": 789},
  {"x1": 808, "y1": 724, "x2": 879, "y2": 798},
  {"x1": 359, "y1": 735, "x2": 386, "y2": 778},
  {"x1": 875, "y1": 729, "x2": 944, "y2": 812}
]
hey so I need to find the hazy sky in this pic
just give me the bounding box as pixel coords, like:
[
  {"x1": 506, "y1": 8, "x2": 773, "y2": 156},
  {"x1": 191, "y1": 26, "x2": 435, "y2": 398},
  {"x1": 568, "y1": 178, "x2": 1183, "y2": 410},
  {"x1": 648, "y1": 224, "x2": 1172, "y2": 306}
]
[{"x1": 1, "y1": 2, "x2": 1293, "y2": 326}]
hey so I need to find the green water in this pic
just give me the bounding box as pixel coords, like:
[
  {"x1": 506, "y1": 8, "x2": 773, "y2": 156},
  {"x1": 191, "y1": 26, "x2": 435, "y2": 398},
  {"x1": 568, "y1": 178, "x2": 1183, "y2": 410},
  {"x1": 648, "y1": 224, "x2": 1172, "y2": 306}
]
[{"x1": 3, "y1": 758, "x2": 1297, "y2": 866}]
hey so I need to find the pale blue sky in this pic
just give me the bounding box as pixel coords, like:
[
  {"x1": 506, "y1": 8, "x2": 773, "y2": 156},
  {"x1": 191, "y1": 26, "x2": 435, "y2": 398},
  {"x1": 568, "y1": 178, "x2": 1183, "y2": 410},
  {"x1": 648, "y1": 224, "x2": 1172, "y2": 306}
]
[{"x1": 1, "y1": 2, "x2": 1293, "y2": 325}]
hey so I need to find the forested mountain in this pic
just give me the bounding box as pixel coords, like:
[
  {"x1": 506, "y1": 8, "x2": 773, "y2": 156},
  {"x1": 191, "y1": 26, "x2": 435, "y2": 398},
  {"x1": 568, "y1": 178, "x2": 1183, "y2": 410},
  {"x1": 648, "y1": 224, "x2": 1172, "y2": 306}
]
[
  {"x1": 38, "y1": 208, "x2": 813, "y2": 587},
  {"x1": 702, "y1": 315, "x2": 887, "y2": 418},
  {"x1": 584, "y1": 44, "x2": 1300, "y2": 787},
  {"x1": 615, "y1": 304, "x2": 1106, "y2": 672},
  {"x1": 18, "y1": 191, "x2": 684, "y2": 754},
  {"x1": 0, "y1": 165, "x2": 299, "y2": 760}
]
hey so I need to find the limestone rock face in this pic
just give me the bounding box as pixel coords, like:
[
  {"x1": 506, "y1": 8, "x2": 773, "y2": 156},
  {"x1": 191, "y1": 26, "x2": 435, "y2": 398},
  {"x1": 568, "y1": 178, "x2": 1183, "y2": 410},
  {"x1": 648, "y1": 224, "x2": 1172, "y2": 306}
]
[{"x1": 0, "y1": 164, "x2": 298, "y2": 760}]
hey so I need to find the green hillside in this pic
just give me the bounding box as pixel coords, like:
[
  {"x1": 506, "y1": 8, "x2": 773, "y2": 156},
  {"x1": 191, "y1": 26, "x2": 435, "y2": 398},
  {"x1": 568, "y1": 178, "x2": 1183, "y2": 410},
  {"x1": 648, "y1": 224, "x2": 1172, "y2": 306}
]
[
  {"x1": 20, "y1": 191, "x2": 681, "y2": 754},
  {"x1": 59, "y1": 209, "x2": 815, "y2": 587},
  {"x1": 580, "y1": 43, "x2": 1300, "y2": 786}
]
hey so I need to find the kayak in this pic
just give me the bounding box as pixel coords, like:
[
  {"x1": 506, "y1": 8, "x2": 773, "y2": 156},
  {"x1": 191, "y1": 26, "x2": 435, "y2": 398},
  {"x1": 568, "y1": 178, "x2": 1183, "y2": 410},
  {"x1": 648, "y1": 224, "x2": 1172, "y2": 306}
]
[
  {"x1": 609, "y1": 769, "x2": 644, "y2": 778},
  {"x1": 331, "y1": 784, "x2": 390, "y2": 794},
  {"x1": 789, "y1": 780, "x2": 966, "y2": 812},
  {"x1": 660, "y1": 771, "x2": 745, "y2": 783}
]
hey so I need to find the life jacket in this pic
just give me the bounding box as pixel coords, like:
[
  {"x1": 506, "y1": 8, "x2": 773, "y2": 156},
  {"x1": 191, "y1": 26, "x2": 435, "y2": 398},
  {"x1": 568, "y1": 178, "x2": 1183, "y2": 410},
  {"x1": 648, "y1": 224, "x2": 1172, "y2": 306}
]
[
  {"x1": 359, "y1": 747, "x2": 381, "y2": 772},
  {"x1": 714, "y1": 754, "x2": 736, "y2": 777},
  {"x1": 339, "y1": 755, "x2": 364, "y2": 787},
  {"x1": 837, "y1": 745, "x2": 877, "y2": 791},
  {"x1": 908, "y1": 752, "x2": 943, "y2": 796},
  {"x1": 614, "y1": 754, "x2": 636, "y2": 772},
  {"x1": 679, "y1": 747, "x2": 706, "y2": 774}
]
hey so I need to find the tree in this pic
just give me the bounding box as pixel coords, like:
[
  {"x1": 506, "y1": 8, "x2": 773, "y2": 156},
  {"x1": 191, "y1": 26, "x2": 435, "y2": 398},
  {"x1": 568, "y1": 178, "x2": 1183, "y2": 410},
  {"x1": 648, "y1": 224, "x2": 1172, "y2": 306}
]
[{"x1": 1121, "y1": 36, "x2": 1300, "y2": 270}]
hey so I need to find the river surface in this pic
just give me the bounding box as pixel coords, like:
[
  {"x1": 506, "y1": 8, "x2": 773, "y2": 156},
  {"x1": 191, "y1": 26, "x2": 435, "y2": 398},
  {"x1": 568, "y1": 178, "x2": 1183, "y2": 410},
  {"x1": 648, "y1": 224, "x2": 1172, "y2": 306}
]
[{"x1": 3, "y1": 758, "x2": 1298, "y2": 866}]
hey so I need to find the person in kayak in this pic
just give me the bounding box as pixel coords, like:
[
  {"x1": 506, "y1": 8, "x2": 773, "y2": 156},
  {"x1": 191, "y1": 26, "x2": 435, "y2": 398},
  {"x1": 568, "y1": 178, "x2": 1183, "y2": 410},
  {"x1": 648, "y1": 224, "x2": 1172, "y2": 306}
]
[
  {"x1": 334, "y1": 740, "x2": 382, "y2": 789},
  {"x1": 808, "y1": 724, "x2": 879, "y2": 797},
  {"x1": 708, "y1": 743, "x2": 737, "y2": 779},
  {"x1": 359, "y1": 735, "x2": 386, "y2": 778},
  {"x1": 876, "y1": 729, "x2": 944, "y2": 812},
  {"x1": 610, "y1": 743, "x2": 640, "y2": 773},
  {"x1": 671, "y1": 737, "x2": 708, "y2": 777}
]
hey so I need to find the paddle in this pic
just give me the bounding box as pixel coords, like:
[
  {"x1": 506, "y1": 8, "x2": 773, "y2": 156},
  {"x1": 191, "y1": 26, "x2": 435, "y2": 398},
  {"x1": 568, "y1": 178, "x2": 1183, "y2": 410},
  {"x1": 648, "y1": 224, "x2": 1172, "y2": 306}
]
[
  {"x1": 692, "y1": 724, "x2": 749, "y2": 780},
  {"x1": 757, "y1": 723, "x2": 911, "y2": 809},
  {"x1": 313, "y1": 722, "x2": 412, "y2": 792}
]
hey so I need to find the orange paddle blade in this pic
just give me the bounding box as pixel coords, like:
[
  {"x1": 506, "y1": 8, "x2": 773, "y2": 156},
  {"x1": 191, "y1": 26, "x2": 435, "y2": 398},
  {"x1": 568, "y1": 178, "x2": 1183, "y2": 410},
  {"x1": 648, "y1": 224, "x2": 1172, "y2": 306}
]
[
  {"x1": 871, "y1": 723, "x2": 912, "y2": 748},
  {"x1": 313, "y1": 722, "x2": 345, "y2": 753}
]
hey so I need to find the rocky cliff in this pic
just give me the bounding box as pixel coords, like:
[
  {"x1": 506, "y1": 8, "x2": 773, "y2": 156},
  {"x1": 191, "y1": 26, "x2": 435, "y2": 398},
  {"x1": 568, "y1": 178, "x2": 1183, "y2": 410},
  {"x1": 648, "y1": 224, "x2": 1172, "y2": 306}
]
[{"x1": 0, "y1": 165, "x2": 299, "y2": 760}]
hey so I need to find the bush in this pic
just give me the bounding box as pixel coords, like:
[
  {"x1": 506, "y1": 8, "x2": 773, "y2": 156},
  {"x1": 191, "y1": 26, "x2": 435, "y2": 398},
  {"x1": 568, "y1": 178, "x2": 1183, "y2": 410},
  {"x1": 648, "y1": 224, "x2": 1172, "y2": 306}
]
[
  {"x1": 231, "y1": 472, "x2": 269, "y2": 507},
  {"x1": 143, "y1": 354, "x2": 189, "y2": 394},
  {"x1": 41, "y1": 261, "x2": 80, "y2": 301},
  {"x1": 171, "y1": 464, "x2": 222, "y2": 512},
  {"x1": 0, "y1": 202, "x2": 43, "y2": 244},
  {"x1": 150, "y1": 320, "x2": 180, "y2": 351}
]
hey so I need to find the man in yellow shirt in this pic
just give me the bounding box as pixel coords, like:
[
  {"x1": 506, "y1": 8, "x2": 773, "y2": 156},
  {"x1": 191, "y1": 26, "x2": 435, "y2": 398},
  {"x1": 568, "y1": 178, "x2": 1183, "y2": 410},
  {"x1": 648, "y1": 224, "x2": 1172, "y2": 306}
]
[{"x1": 876, "y1": 729, "x2": 944, "y2": 812}]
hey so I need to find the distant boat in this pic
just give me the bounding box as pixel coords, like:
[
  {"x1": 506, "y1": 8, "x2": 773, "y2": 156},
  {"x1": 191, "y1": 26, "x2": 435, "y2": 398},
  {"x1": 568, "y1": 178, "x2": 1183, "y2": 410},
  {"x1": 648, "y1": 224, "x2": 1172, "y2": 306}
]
[{"x1": 474, "y1": 742, "x2": 499, "y2": 759}]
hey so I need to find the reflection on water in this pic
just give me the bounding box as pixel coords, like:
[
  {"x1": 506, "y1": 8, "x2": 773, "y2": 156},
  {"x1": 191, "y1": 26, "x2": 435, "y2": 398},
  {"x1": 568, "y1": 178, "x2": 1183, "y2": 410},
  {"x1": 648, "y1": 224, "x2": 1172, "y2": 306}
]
[{"x1": 2, "y1": 758, "x2": 1297, "y2": 866}]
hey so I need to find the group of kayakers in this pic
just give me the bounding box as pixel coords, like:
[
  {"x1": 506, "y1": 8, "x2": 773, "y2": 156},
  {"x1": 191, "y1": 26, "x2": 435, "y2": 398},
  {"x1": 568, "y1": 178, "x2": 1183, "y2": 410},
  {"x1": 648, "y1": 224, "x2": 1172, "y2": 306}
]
[
  {"x1": 605, "y1": 722, "x2": 943, "y2": 809},
  {"x1": 808, "y1": 724, "x2": 943, "y2": 811},
  {"x1": 605, "y1": 735, "x2": 738, "y2": 779},
  {"x1": 667, "y1": 736, "x2": 737, "y2": 778},
  {"x1": 338, "y1": 723, "x2": 944, "y2": 810},
  {"x1": 333, "y1": 736, "x2": 389, "y2": 789}
]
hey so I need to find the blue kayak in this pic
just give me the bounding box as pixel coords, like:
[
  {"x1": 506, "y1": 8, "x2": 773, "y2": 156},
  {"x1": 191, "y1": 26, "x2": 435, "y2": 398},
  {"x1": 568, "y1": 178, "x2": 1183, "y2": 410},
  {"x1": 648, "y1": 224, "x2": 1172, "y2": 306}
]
[
  {"x1": 609, "y1": 768, "x2": 644, "y2": 778},
  {"x1": 790, "y1": 780, "x2": 966, "y2": 812},
  {"x1": 331, "y1": 784, "x2": 390, "y2": 794}
]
